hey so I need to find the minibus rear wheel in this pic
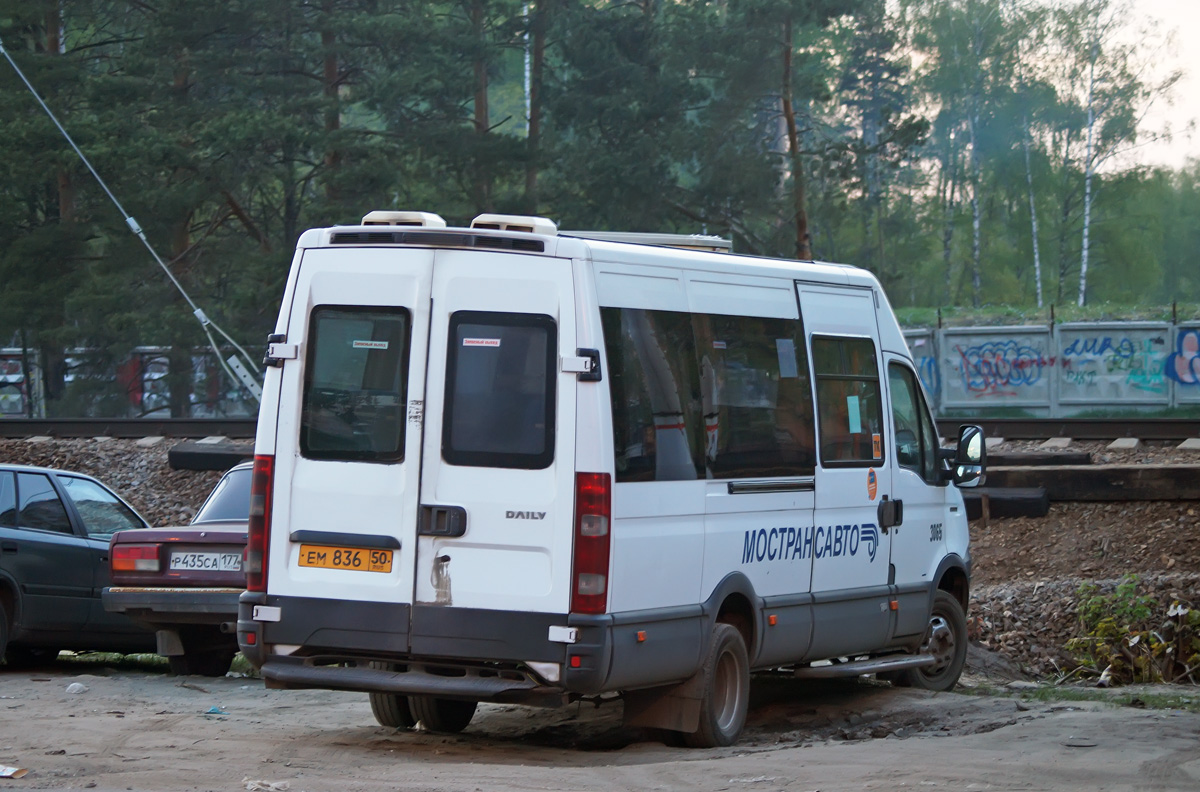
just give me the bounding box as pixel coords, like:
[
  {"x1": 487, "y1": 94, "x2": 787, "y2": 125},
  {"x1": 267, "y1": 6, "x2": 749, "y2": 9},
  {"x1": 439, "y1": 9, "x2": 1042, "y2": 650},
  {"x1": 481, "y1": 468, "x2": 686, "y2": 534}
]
[
  {"x1": 366, "y1": 662, "x2": 416, "y2": 728},
  {"x1": 684, "y1": 622, "x2": 750, "y2": 748},
  {"x1": 410, "y1": 696, "x2": 478, "y2": 733}
]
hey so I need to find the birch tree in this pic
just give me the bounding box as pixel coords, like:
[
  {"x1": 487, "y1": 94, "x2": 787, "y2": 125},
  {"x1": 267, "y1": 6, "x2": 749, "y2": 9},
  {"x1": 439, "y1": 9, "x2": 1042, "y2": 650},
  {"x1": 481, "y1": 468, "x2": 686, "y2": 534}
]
[{"x1": 1050, "y1": 0, "x2": 1179, "y2": 305}]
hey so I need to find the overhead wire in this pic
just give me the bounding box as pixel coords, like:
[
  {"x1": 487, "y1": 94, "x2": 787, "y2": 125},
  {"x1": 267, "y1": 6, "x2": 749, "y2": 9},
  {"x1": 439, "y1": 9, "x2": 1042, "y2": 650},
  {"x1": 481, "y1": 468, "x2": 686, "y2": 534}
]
[{"x1": 0, "y1": 34, "x2": 262, "y2": 404}]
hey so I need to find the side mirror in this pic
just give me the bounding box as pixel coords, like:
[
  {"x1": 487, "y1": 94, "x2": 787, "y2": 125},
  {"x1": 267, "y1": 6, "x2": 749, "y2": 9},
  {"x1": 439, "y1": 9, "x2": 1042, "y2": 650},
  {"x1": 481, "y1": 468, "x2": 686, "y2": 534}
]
[{"x1": 951, "y1": 424, "x2": 986, "y2": 487}]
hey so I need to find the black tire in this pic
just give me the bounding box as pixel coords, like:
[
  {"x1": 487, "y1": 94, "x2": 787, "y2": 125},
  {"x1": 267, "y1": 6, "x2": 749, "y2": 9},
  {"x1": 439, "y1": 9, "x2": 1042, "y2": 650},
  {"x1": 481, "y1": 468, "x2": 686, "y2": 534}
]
[
  {"x1": 4, "y1": 647, "x2": 60, "y2": 669},
  {"x1": 168, "y1": 647, "x2": 237, "y2": 677},
  {"x1": 0, "y1": 609, "x2": 9, "y2": 667},
  {"x1": 683, "y1": 622, "x2": 750, "y2": 748},
  {"x1": 894, "y1": 589, "x2": 967, "y2": 692},
  {"x1": 409, "y1": 696, "x2": 477, "y2": 734},
  {"x1": 367, "y1": 662, "x2": 416, "y2": 729}
]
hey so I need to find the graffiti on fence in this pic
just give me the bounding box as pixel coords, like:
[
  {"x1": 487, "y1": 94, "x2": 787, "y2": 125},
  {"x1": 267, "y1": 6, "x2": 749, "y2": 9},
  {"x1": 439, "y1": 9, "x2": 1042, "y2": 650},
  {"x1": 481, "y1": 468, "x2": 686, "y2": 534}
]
[
  {"x1": 916, "y1": 354, "x2": 941, "y2": 403},
  {"x1": 1059, "y1": 332, "x2": 1168, "y2": 396},
  {"x1": 955, "y1": 341, "x2": 1049, "y2": 397},
  {"x1": 1165, "y1": 329, "x2": 1200, "y2": 387}
]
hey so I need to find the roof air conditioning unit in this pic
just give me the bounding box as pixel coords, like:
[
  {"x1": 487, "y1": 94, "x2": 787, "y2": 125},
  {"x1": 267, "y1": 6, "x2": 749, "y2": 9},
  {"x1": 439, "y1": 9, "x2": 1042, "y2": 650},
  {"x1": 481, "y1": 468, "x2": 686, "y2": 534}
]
[
  {"x1": 361, "y1": 211, "x2": 447, "y2": 228},
  {"x1": 470, "y1": 214, "x2": 558, "y2": 235}
]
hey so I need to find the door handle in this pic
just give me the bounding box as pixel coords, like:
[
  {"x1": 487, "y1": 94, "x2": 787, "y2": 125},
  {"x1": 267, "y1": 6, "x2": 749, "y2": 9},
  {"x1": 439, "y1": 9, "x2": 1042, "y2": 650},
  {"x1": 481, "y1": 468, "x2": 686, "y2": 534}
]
[
  {"x1": 419, "y1": 505, "x2": 467, "y2": 537},
  {"x1": 877, "y1": 496, "x2": 903, "y2": 531},
  {"x1": 1, "y1": 541, "x2": 16, "y2": 554}
]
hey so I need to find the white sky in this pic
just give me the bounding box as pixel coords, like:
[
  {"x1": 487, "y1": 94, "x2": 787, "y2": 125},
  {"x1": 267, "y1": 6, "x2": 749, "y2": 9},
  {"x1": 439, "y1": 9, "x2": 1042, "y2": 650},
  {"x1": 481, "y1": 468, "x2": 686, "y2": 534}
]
[{"x1": 1126, "y1": 0, "x2": 1199, "y2": 168}]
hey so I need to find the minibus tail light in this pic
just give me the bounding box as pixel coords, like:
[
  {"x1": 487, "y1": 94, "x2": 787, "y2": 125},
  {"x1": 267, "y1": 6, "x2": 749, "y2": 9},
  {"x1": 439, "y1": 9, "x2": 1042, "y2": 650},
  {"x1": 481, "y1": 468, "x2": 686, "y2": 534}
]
[
  {"x1": 571, "y1": 472, "x2": 611, "y2": 615},
  {"x1": 246, "y1": 454, "x2": 274, "y2": 593}
]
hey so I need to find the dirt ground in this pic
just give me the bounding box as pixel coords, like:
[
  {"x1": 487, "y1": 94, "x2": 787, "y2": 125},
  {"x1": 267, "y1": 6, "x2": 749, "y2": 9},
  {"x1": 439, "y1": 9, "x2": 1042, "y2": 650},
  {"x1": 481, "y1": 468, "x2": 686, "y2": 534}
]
[
  {"x1": 1, "y1": 437, "x2": 1199, "y2": 789},
  {"x1": 1, "y1": 658, "x2": 1198, "y2": 792}
]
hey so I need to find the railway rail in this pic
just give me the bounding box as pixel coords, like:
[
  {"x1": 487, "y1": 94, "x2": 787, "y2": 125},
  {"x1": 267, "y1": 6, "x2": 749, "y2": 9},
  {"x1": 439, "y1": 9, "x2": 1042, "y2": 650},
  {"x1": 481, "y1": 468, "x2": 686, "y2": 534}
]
[{"x1": 0, "y1": 416, "x2": 1197, "y2": 442}]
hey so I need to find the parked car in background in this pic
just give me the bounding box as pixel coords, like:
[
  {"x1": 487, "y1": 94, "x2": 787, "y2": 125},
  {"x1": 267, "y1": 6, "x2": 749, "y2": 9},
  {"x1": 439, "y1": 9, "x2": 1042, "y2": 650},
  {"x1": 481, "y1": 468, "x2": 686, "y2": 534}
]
[
  {"x1": 103, "y1": 461, "x2": 250, "y2": 676},
  {"x1": 0, "y1": 464, "x2": 156, "y2": 667}
]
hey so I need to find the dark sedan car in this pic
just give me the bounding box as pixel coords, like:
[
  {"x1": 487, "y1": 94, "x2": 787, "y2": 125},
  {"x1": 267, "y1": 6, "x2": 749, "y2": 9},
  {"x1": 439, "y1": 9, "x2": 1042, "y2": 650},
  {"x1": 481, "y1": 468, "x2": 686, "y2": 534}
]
[
  {"x1": 103, "y1": 461, "x2": 250, "y2": 676},
  {"x1": 0, "y1": 464, "x2": 156, "y2": 667}
]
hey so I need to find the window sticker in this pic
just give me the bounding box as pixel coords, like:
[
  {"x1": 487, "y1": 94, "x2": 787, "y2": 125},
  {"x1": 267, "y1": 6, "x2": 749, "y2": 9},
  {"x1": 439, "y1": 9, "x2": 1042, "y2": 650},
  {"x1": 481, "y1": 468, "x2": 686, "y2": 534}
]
[
  {"x1": 872, "y1": 433, "x2": 882, "y2": 458},
  {"x1": 463, "y1": 338, "x2": 501, "y2": 348},
  {"x1": 846, "y1": 395, "x2": 862, "y2": 433},
  {"x1": 352, "y1": 340, "x2": 389, "y2": 350},
  {"x1": 776, "y1": 338, "x2": 798, "y2": 378},
  {"x1": 867, "y1": 468, "x2": 878, "y2": 500}
]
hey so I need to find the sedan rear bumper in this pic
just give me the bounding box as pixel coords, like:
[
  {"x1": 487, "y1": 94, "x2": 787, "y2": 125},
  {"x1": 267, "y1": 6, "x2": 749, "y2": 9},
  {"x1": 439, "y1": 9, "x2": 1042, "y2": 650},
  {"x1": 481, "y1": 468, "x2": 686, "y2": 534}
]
[{"x1": 103, "y1": 586, "x2": 243, "y2": 627}]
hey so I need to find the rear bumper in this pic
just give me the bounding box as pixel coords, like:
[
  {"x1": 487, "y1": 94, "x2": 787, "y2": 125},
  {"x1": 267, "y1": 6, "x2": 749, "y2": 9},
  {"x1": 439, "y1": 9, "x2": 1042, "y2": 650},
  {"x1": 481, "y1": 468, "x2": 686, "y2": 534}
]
[
  {"x1": 258, "y1": 656, "x2": 566, "y2": 707},
  {"x1": 237, "y1": 591, "x2": 702, "y2": 699},
  {"x1": 103, "y1": 586, "x2": 243, "y2": 627}
]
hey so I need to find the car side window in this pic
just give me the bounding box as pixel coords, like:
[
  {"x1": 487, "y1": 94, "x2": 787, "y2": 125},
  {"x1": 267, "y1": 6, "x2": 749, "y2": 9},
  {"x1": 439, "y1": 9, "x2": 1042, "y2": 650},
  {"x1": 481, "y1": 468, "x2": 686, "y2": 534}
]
[
  {"x1": 888, "y1": 363, "x2": 940, "y2": 484},
  {"x1": 60, "y1": 476, "x2": 147, "y2": 538},
  {"x1": 812, "y1": 336, "x2": 885, "y2": 467},
  {"x1": 16, "y1": 473, "x2": 74, "y2": 534},
  {"x1": 0, "y1": 472, "x2": 16, "y2": 527}
]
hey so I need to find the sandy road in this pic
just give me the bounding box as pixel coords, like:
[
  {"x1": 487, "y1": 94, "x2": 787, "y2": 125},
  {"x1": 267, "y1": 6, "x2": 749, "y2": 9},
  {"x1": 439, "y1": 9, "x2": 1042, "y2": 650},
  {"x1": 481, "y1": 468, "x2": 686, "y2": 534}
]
[{"x1": 0, "y1": 664, "x2": 1197, "y2": 792}]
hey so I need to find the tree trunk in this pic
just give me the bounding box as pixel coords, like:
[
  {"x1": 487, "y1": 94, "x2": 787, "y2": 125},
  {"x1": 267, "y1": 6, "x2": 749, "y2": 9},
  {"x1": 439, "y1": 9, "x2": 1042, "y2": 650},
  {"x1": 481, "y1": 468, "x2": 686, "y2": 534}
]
[
  {"x1": 322, "y1": 1, "x2": 341, "y2": 203},
  {"x1": 471, "y1": 0, "x2": 492, "y2": 213},
  {"x1": 1078, "y1": 39, "x2": 1098, "y2": 307},
  {"x1": 1022, "y1": 114, "x2": 1044, "y2": 308},
  {"x1": 941, "y1": 131, "x2": 958, "y2": 304},
  {"x1": 46, "y1": 2, "x2": 75, "y2": 224},
  {"x1": 967, "y1": 108, "x2": 982, "y2": 308},
  {"x1": 780, "y1": 18, "x2": 811, "y2": 260},
  {"x1": 524, "y1": 1, "x2": 547, "y2": 212}
]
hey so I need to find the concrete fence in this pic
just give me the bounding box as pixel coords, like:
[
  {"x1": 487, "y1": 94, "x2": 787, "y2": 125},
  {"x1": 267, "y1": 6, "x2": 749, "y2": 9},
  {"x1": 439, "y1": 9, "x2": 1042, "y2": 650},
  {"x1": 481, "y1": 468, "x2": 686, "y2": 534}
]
[
  {"x1": 5, "y1": 322, "x2": 1200, "y2": 418},
  {"x1": 904, "y1": 322, "x2": 1200, "y2": 416}
]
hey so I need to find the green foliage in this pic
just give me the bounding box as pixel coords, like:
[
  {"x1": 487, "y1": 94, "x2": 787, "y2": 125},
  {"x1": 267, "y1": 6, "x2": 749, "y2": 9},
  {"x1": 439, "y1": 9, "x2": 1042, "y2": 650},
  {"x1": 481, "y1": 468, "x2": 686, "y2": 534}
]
[
  {"x1": 0, "y1": 0, "x2": 1197, "y2": 417},
  {"x1": 1067, "y1": 575, "x2": 1200, "y2": 685}
]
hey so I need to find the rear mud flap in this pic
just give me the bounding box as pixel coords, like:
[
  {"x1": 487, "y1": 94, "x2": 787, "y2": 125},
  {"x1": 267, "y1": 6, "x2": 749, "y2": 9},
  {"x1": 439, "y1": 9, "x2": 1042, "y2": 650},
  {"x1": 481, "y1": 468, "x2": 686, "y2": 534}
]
[{"x1": 622, "y1": 672, "x2": 705, "y2": 733}]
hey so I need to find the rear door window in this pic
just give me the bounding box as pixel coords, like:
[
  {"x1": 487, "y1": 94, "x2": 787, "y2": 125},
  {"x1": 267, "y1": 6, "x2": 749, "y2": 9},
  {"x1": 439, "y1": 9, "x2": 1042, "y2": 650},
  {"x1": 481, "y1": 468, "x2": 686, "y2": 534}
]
[
  {"x1": 16, "y1": 473, "x2": 73, "y2": 534},
  {"x1": 443, "y1": 311, "x2": 556, "y2": 469},
  {"x1": 301, "y1": 306, "x2": 411, "y2": 462}
]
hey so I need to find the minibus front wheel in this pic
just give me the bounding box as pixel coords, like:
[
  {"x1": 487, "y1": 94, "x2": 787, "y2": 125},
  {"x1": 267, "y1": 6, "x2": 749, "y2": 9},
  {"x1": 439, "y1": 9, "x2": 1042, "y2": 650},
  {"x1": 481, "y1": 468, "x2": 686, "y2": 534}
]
[{"x1": 895, "y1": 590, "x2": 967, "y2": 691}]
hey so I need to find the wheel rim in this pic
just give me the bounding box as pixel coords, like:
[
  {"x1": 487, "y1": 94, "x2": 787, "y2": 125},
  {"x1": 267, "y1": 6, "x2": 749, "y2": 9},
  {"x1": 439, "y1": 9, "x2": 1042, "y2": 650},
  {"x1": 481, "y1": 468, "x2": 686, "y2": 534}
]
[
  {"x1": 712, "y1": 646, "x2": 744, "y2": 733},
  {"x1": 922, "y1": 615, "x2": 955, "y2": 677}
]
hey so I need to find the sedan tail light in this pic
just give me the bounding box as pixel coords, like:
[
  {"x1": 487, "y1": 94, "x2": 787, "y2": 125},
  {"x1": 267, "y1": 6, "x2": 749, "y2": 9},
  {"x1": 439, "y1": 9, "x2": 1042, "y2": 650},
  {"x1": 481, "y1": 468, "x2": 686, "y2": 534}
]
[{"x1": 112, "y1": 544, "x2": 161, "y2": 572}]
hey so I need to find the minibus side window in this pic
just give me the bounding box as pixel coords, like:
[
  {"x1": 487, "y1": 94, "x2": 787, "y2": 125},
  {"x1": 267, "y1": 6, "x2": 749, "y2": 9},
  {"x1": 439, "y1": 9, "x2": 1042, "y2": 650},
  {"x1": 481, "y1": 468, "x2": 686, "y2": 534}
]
[
  {"x1": 301, "y1": 306, "x2": 410, "y2": 462},
  {"x1": 601, "y1": 308, "x2": 704, "y2": 482},
  {"x1": 888, "y1": 363, "x2": 938, "y2": 483},
  {"x1": 812, "y1": 336, "x2": 884, "y2": 467},
  {"x1": 693, "y1": 314, "x2": 816, "y2": 479},
  {"x1": 443, "y1": 311, "x2": 556, "y2": 470}
]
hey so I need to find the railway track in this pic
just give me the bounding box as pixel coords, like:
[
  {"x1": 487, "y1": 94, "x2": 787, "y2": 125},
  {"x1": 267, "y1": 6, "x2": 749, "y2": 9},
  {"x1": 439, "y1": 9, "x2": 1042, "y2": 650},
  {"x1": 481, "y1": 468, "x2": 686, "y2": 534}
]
[{"x1": 0, "y1": 416, "x2": 1197, "y2": 442}]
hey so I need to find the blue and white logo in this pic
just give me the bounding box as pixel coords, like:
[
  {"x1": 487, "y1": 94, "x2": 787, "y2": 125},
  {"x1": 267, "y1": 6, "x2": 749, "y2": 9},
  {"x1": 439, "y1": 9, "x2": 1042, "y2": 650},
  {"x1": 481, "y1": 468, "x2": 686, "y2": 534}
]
[
  {"x1": 741, "y1": 522, "x2": 881, "y2": 565},
  {"x1": 859, "y1": 522, "x2": 879, "y2": 562}
]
